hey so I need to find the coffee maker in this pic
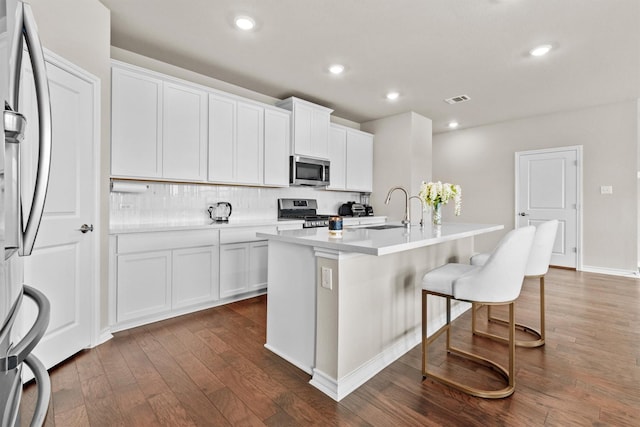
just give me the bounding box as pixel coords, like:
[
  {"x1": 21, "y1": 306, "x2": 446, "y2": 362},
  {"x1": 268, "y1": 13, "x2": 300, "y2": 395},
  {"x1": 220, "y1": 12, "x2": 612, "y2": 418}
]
[{"x1": 360, "y1": 193, "x2": 374, "y2": 216}]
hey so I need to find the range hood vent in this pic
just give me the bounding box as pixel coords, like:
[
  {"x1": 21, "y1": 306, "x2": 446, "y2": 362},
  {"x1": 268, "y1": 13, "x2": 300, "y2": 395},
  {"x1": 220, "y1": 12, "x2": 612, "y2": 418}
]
[{"x1": 444, "y1": 94, "x2": 470, "y2": 104}]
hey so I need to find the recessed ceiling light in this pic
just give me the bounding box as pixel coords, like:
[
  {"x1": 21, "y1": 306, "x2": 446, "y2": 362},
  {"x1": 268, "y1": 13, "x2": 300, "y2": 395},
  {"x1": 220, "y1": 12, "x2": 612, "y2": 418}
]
[
  {"x1": 386, "y1": 91, "x2": 399, "y2": 101},
  {"x1": 328, "y1": 64, "x2": 345, "y2": 75},
  {"x1": 448, "y1": 121, "x2": 459, "y2": 129},
  {"x1": 235, "y1": 16, "x2": 256, "y2": 31},
  {"x1": 529, "y1": 44, "x2": 552, "y2": 57}
]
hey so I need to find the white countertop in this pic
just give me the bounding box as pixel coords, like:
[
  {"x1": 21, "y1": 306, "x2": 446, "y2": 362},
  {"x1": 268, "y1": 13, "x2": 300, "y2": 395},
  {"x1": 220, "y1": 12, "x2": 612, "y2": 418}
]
[
  {"x1": 110, "y1": 218, "x2": 304, "y2": 234},
  {"x1": 109, "y1": 216, "x2": 388, "y2": 235},
  {"x1": 257, "y1": 222, "x2": 504, "y2": 256}
]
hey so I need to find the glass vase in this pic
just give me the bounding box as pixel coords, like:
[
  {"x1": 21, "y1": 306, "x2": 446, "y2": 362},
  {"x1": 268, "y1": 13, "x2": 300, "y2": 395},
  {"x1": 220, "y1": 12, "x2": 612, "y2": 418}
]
[{"x1": 432, "y1": 203, "x2": 442, "y2": 225}]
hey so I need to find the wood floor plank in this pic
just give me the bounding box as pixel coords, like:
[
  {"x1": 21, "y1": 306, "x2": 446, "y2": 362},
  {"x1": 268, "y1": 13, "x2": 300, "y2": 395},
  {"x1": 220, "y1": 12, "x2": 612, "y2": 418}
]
[
  {"x1": 47, "y1": 360, "x2": 85, "y2": 415},
  {"x1": 136, "y1": 326, "x2": 231, "y2": 426},
  {"x1": 52, "y1": 404, "x2": 90, "y2": 427},
  {"x1": 146, "y1": 391, "x2": 197, "y2": 427},
  {"x1": 73, "y1": 348, "x2": 105, "y2": 382},
  {"x1": 214, "y1": 364, "x2": 279, "y2": 420},
  {"x1": 111, "y1": 383, "x2": 160, "y2": 426},
  {"x1": 20, "y1": 268, "x2": 640, "y2": 426},
  {"x1": 114, "y1": 333, "x2": 171, "y2": 399},
  {"x1": 206, "y1": 387, "x2": 266, "y2": 426},
  {"x1": 94, "y1": 339, "x2": 138, "y2": 391}
]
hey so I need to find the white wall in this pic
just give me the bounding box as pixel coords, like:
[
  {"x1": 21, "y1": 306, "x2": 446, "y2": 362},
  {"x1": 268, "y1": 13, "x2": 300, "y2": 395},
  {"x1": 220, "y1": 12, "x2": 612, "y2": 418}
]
[
  {"x1": 28, "y1": 0, "x2": 112, "y2": 327},
  {"x1": 433, "y1": 101, "x2": 639, "y2": 272},
  {"x1": 361, "y1": 112, "x2": 432, "y2": 224}
]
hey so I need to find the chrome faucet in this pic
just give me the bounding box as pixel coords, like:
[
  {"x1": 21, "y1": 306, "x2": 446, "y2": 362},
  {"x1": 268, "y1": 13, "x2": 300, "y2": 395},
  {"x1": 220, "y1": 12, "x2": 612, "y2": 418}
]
[
  {"x1": 385, "y1": 186, "x2": 410, "y2": 228},
  {"x1": 409, "y1": 195, "x2": 426, "y2": 228}
]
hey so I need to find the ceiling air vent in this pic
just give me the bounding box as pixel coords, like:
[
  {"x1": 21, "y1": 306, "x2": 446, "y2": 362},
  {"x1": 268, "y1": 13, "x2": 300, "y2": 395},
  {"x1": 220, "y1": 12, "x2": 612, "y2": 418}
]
[{"x1": 444, "y1": 94, "x2": 470, "y2": 105}]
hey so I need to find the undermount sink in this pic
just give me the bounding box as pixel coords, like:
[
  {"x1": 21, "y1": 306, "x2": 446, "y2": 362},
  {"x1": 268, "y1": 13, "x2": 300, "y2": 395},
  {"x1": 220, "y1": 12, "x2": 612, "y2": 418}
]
[{"x1": 363, "y1": 224, "x2": 406, "y2": 230}]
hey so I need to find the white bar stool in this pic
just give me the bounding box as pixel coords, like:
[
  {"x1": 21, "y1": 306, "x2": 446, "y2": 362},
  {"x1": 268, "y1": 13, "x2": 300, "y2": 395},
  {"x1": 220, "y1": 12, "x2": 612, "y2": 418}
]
[
  {"x1": 421, "y1": 226, "x2": 535, "y2": 398},
  {"x1": 470, "y1": 220, "x2": 558, "y2": 348}
]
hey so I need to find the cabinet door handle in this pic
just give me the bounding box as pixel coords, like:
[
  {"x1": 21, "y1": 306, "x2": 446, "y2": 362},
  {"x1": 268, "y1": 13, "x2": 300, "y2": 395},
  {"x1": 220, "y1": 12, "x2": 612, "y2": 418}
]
[{"x1": 78, "y1": 224, "x2": 94, "y2": 233}]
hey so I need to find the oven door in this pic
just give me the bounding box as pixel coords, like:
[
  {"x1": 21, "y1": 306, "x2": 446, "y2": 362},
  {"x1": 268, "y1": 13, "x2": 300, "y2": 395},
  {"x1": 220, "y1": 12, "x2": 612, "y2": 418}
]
[{"x1": 290, "y1": 156, "x2": 330, "y2": 186}]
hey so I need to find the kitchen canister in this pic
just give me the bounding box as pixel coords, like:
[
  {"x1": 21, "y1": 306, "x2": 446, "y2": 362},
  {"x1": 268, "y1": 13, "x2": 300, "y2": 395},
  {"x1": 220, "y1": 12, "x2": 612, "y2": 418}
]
[{"x1": 329, "y1": 216, "x2": 343, "y2": 236}]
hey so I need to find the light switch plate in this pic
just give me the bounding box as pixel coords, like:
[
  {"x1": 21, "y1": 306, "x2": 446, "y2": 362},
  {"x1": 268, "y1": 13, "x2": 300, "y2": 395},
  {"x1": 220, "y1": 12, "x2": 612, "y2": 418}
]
[
  {"x1": 321, "y1": 266, "x2": 333, "y2": 290},
  {"x1": 600, "y1": 185, "x2": 613, "y2": 195}
]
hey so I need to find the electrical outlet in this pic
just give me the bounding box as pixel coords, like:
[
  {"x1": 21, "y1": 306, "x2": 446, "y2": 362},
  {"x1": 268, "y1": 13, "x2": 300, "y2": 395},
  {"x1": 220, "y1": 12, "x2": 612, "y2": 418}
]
[
  {"x1": 119, "y1": 203, "x2": 133, "y2": 209},
  {"x1": 600, "y1": 185, "x2": 613, "y2": 195},
  {"x1": 321, "y1": 267, "x2": 333, "y2": 290}
]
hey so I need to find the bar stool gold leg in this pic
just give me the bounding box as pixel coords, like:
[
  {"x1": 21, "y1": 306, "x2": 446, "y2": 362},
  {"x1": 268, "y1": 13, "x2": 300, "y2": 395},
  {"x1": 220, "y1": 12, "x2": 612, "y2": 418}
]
[
  {"x1": 472, "y1": 276, "x2": 545, "y2": 347},
  {"x1": 422, "y1": 292, "x2": 516, "y2": 398}
]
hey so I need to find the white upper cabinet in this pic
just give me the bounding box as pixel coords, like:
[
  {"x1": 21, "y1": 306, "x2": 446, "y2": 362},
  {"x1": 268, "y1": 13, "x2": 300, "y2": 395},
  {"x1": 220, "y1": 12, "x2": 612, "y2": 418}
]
[
  {"x1": 111, "y1": 66, "x2": 163, "y2": 178},
  {"x1": 162, "y1": 82, "x2": 207, "y2": 181},
  {"x1": 264, "y1": 108, "x2": 291, "y2": 186},
  {"x1": 208, "y1": 94, "x2": 266, "y2": 185},
  {"x1": 209, "y1": 93, "x2": 290, "y2": 187},
  {"x1": 328, "y1": 124, "x2": 374, "y2": 192},
  {"x1": 111, "y1": 63, "x2": 207, "y2": 182},
  {"x1": 208, "y1": 94, "x2": 236, "y2": 183},
  {"x1": 327, "y1": 125, "x2": 347, "y2": 190},
  {"x1": 236, "y1": 102, "x2": 264, "y2": 184},
  {"x1": 345, "y1": 128, "x2": 374, "y2": 192},
  {"x1": 276, "y1": 97, "x2": 333, "y2": 159}
]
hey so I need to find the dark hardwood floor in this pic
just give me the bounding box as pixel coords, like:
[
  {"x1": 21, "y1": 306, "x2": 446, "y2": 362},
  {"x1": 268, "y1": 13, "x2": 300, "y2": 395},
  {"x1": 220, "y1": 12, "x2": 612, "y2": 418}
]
[{"x1": 20, "y1": 268, "x2": 640, "y2": 426}]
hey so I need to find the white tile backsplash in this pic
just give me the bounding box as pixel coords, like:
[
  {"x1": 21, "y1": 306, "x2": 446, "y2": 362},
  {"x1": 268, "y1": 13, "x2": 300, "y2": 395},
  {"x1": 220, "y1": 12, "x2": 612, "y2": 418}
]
[{"x1": 110, "y1": 181, "x2": 362, "y2": 228}]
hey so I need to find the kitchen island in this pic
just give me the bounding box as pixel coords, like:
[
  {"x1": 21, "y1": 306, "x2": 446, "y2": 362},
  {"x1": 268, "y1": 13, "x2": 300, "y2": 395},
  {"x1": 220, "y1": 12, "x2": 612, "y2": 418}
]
[{"x1": 257, "y1": 222, "x2": 503, "y2": 401}]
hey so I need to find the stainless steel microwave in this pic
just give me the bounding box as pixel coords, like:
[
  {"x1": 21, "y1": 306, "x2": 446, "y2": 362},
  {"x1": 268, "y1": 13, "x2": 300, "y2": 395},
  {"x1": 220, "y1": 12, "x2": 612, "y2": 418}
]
[{"x1": 290, "y1": 155, "x2": 330, "y2": 186}]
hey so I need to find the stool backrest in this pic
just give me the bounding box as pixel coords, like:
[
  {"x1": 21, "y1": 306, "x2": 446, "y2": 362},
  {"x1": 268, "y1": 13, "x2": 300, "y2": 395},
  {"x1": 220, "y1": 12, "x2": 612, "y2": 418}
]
[
  {"x1": 525, "y1": 220, "x2": 559, "y2": 277},
  {"x1": 454, "y1": 226, "x2": 535, "y2": 303}
]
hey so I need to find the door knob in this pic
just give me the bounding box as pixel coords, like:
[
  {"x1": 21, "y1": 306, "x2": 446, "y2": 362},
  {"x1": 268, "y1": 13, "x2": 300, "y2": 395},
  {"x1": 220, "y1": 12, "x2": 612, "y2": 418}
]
[
  {"x1": 518, "y1": 212, "x2": 529, "y2": 217},
  {"x1": 78, "y1": 224, "x2": 94, "y2": 233}
]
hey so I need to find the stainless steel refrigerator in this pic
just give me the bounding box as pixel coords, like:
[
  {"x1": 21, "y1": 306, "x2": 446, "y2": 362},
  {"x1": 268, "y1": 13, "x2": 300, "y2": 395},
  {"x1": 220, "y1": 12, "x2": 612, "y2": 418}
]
[{"x1": 1, "y1": 0, "x2": 52, "y2": 425}]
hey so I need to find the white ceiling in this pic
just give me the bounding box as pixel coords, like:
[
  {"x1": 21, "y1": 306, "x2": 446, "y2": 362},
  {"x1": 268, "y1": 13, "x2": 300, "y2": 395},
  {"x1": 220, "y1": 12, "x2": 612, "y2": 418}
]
[{"x1": 99, "y1": 0, "x2": 640, "y2": 133}]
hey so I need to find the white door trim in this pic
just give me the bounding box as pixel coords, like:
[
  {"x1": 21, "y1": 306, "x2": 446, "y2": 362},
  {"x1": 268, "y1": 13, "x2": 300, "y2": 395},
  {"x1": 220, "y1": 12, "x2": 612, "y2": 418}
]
[
  {"x1": 42, "y1": 48, "x2": 108, "y2": 347},
  {"x1": 515, "y1": 145, "x2": 583, "y2": 271}
]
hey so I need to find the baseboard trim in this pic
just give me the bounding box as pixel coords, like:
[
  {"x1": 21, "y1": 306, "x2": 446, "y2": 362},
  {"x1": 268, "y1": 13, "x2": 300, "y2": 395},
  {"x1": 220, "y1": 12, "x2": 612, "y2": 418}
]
[
  {"x1": 309, "y1": 299, "x2": 472, "y2": 401},
  {"x1": 580, "y1": 265, "x2": 639, "y2": 278},
  {"x1": 264, "y1": 343, "x2": 313, "y2": 375},
  {"x1": 310, "y1": 328, "x2": 421, "y2": 401},
  {"x1": 94, "y1": 329, "x2": 113, "y2": 347}
]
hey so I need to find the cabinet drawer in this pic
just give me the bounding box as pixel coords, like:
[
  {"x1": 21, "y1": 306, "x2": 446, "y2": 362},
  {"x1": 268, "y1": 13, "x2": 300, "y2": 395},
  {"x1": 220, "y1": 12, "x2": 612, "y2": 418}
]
[
  {"x1": 277, "y1": 222, "x2": 303, "y2": 231},
  {"x1": 117, "y1": 229, "x2": 218, "y2": 254},
  {"x1": 220, "y1": 226, "x2": 276, "y2": 244}
]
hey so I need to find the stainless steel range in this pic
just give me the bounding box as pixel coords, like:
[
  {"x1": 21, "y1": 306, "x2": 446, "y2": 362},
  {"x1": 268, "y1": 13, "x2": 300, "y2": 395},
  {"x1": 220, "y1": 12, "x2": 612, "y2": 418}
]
[{"x1": 278, "y1": 198, "x2": 331, "y2": 228}]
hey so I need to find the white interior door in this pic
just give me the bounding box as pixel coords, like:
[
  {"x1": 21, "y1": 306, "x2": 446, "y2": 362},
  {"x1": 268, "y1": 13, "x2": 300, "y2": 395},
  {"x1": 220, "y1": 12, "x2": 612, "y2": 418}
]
[
  {"x1": 20, "y1": 53, "x2": 97, "y2": 369},
  {"x1": 516, "y1": 147, "x2": 581, "y2": 268}
]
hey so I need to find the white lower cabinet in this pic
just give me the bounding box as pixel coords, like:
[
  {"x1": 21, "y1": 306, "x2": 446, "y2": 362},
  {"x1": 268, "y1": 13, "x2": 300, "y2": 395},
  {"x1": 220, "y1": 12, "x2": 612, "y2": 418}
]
[
  {"x1": 219, "y1": 227, "x2": 274, "y2": 299},
  {"x1": 117, "y1": 250, "x2": 172, "y2": 323},
  {"x1": 112, "y1": 226, "x2": 278, "y2": 330},
  {"x1": 172, "y1": 246, "x2": 218, "y2": 309},
  {"x1": 248, "y1": 241, "x2": 269, "y2": 291},
  {"x1": 220, "y1": 243, "x2": 250, "y2": 298},
  {"x1": 113, "y1": 229, "x2": 219, "y2": 328}
]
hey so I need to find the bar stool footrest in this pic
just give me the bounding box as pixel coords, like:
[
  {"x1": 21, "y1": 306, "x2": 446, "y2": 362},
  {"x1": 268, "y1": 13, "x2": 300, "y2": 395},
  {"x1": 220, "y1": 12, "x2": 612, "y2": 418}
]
[{"x1": 422, "y1": 345, "x2": 514, "y2": 399}]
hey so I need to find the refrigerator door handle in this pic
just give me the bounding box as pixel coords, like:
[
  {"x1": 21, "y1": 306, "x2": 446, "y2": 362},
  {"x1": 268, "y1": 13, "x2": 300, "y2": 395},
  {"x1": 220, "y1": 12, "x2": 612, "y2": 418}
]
[
  {"x1": 0, "y1": 289, "x2": 23, "y2": 346},
  {"x1": 23, "y1": 354, "x2": 51, "y2": 427},
  {"x1": 8, "y1": 2, "x2": 24, "y2": 109},
  {"x1": 3, "y1": 2, "x2": 25, "y2": 259},
  {"x1": 19, "y1": 3, "x2": 52, "y2": 257},
  {"x1": 1, "y1": 286, "x2": 50, "y2": 372}
]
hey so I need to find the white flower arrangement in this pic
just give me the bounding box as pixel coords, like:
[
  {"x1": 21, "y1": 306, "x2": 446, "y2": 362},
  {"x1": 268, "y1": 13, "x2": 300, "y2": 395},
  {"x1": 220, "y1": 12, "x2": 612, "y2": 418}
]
[{"x1": 418, "y1": 181, "x2": 462, "y2": 216}]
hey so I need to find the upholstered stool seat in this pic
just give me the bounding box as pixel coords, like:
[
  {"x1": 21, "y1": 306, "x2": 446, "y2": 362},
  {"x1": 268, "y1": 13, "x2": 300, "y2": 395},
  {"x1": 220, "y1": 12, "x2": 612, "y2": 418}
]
[
  {"x1": 421, "y1": 226, "x2": 535, "y2": 398},
  {"x1": 470, "y1": 220, "x2": 558, "y2": 348}
]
